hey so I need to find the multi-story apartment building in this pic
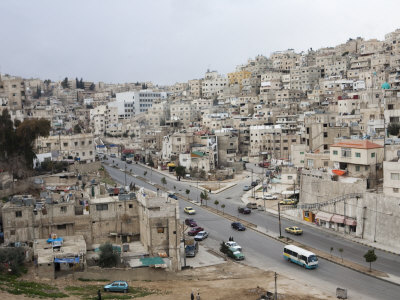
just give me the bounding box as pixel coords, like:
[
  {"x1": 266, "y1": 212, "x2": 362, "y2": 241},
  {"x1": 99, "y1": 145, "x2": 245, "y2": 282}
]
[
  {"x1": 110, "y1": 90, "x2": 167, "y2": 119},
  {"x1": 290, "y1": 66, "x2": 321, "y2": 91},
  {"x1": 36, "y1": 133, "x2": 95, "y2": 163},
  {"x1": 188, "y1": 79, "x2": 203, "y2": 98},
  {"x1": 201, "y1": 71, "x2": 228, "y2": 99},
  {"x1": 0, "y1": 75, "x2": 26, "y2": 110},
  {"x1": 227, "y1": 70, "x2": 251, "y2": 90},
  {"x1": 90, "y1": 105, "x2": 119, "y2": 135},
  {"x1": 270, "y1": 50, "x2": 300, "y2": 71},
  {"x1": 249, "y1": 125, "x2": 301, "y2": 161},
  {"x1": 169, "y1": 100, "x2": 198, "y2": 127}
]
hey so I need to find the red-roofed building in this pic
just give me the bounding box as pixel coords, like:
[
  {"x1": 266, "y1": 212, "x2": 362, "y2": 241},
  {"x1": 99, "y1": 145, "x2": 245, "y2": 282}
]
[{"x1": 330, "y1": 140, "x2": 384, "y2": 184}]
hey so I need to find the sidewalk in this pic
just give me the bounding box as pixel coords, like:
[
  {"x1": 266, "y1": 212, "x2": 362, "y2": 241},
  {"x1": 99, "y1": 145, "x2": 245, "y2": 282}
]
[
  {"x1": 136, "y1": 162, "x2": 248, "y2": 194},
  {"x1": 240, "y1": 188, "x2": 400, "y2": 256}
]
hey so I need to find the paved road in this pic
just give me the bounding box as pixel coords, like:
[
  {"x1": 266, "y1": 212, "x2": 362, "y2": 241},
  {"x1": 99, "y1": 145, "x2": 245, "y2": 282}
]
[
  {"x1": 103, "y1": 158, "x2": 400, "y2": 298},
  {"x1": 102, "y1": 159, "x2": 400, "y2": 299},
  {"x1": 104, "y1": 157, "x2": 400, "y2": 278}
]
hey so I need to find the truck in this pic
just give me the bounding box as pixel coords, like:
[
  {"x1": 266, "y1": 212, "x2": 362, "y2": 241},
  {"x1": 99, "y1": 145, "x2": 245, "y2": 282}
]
[{"x1": 185, "y1": 239, "x2": 198, "y2": 257}]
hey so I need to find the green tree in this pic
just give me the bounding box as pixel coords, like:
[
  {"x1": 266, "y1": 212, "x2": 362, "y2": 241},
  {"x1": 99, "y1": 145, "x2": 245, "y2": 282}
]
[
  {"x1": 200, "y1": 190, "x2": 209, "y2": 206},
  {"x1": 0, "y1": 110, "x2": 50, "y2": 182},
  {"x1": 0, "y1": 247, "x2": 25, "y2": 275},
  {"x1": 387, "y1": 122, "x2": 400, "y2": 136},
  {"x1": 73, "y1": 124, "x2": 81, "y2": 134},
  {"x1": 144, "y1": 171, "x2": 147, "y2": 176},
  {"x1": 35, "y1": 85, "x2": 41, "y2": 99},
  {"x1": 221, "y1": 204, "x2": 225, "y2": 214},
  {"x1": 98, "y1": 243, "x2": 119, "y2": 268},
  {"x1": 148, "y1": 156, "x2": 154, "y2": 168},
  {"x1": 161, "y1": 177, "x2": 167, "y2": 189},
  {"x1": 338, "y1": 248, "x2": 344, "y2": 262},
  {"x1": 79, "y1": 78, "x2": 84, "y2": 89},
  {"x1": 214, "y1": 200, "x2": 219, "y2": 210},
  {"x1": 199, "y1": 169, "x2": 206, "y2": 179},
  {"x1": 185, "y1": 189, "x2": 190, "y2": 199},
  {"x1": 175, "y1": 165, "x2": 186, "y2": 181},
  {"x1": 219, "y1": 241, "x2": 229, "y2": 254},
  {"x1": 89, "y1": 83, "x2": 95, "y2": 91},
  {"x1": 61, "y1": 77, "x2": 69, "y2": 89},
  {"x1": 75, "y1": 77, "x2": 79, "y2": 89},
  {"x1": 364, "y1": 249, "x2": 377, "y2": 271}
]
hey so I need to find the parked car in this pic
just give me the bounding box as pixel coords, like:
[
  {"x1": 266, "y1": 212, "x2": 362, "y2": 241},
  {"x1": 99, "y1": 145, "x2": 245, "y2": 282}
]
[
  {"x1": 279, "y1": 199, "x2": 296, "y2": 206},
  {"x1": 194, "y1": 231, "x2": 209, "y2": 241},
  {"x1": 285, "y1": 226, "x2": 303, "y2": 235},
  {"x1": 188, "y1": 226, "x2": 204, "y2": 236},
  {"x1": 263, "y1": 194, "x2": 278, "y2": 200},
  {"x1": 238, "y1": 207, "x2": 251, "y2": 214},
  {"x1": 243, "y1": 185, "x2": 251, "y2": 191},
  {"x1": 168, "y1": 194, "x2": 178, "y2": 200},
  {"x1": 184, "y1": 207, "x2": 196, "y2": 215},
  {"x1": 110, "y1": 153, "x2": 116, "y2": 158},
  {"x1": 185, "y1": 218, "x2": 197, "y2": 227},
  {"x1": 225, "y1": 241, "x2": 242, "y2": 252},
  {"x1": 251, "y1": 181, "x2": 258, "y2": 187},
  {"x1": 231, "y1": 222, "x2": 246, "y2": 231},
  {"x1": 258, "y1": 162, "x2": 270, "y2": 168},
  {"x1": 185, "y1": 240, "x2": 199, "y2": 257},
  {"x1": 126, "y1": 159, "x2": 132, "y2": 164},
  {"x1": 227, "y1": 247, "x2": 245, "y2": 260},
  {"x1": 121, "y1": 156, "x2": 126, "y2": 161},
  {"x1": 103, "y1": 281, "x2": 129, "y2": 293},
  {"x1": 246, "y1": 202, "x2": 258, "y2": 209}
]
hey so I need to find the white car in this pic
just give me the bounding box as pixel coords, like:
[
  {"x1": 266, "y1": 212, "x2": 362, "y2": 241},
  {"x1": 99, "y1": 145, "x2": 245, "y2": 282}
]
[
  {"x1": 263, "y1": 194, "x2": 278, "y2": 200},
  {"x1": 225, "y1": 241, "x2": 242, "y2": 252},
  {"x1": 194, "y1": 231, "x2": 209, "y2": 241}
]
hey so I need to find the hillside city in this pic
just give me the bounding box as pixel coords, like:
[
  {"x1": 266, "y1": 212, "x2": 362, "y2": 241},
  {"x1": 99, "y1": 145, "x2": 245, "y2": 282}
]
[{"x1": 2, "y1": 27, "x2": 400, "y2": 299}]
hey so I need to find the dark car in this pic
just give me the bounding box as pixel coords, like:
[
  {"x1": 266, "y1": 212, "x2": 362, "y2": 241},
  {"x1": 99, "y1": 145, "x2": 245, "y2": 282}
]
[
  {"x1": 251, "y1": 181, "x2": 259, "y2": 187},
  {"x1": 168, "y1": 194, "x2": 178, "y2": 200},
  {"x1": 185, "y1": 218, "x2": 197, "y2": 227},
  {"x1": 238, "y1": 207, "x2": 251, "y2": 214},
  {"x1": 188, "y1": 226, "x2": 204, "y2": 236},
  {"x1": 231, "y1": 222, "x2": 246, "y2": 231}
]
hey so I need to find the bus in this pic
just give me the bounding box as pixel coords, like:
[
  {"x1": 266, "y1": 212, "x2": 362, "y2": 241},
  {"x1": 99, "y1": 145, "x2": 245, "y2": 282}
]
[{"x1": 283, "y1": 245, "x2": 318, "y2": 269}]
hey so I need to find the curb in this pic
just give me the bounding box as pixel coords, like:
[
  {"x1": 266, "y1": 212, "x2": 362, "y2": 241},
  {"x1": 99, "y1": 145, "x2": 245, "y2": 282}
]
[{"x1": 107, "y1": 164, "x2": 400, "y2": 287}]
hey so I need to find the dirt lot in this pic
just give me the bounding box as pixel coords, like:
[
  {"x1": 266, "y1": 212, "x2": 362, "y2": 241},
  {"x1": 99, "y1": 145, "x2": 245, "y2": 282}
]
[{"x1": 0, "y1": 262, "x2": 335, "y2": 300}]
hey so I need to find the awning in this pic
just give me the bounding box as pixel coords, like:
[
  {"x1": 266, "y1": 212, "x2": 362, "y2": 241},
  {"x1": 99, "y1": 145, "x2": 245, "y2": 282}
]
[
  {"x1": 345, "y1": 218, "x2": 357, "y2": 226},
  {"x1": 332, "y1": 169, "x2": 346, "y2": 176},
  {"x1": 331, "y1": 214, "x2": 345, "y2": 224},
  {"x1": 167, "y1": 163, "x2": 176, "y2": 167},
  {"x1": 54, "y1": 257, "x2": 80, "y2": 264},
  {"x1": 140, "y1": 257, "x2": 165, "y2": 267},
  {"x1": 315, "y1": 211, "x2": 333, "y2": 222}
]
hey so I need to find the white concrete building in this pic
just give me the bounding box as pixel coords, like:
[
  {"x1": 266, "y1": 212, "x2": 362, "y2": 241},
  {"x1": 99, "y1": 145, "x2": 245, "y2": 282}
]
[{"x1": 109, "y1": 90, "x2": 167, "y2": 119}]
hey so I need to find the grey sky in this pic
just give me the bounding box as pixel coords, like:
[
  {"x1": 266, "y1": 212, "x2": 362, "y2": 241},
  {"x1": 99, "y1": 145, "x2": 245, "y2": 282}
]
[{"x1": 1, "y1": 0, "x2": 400, "y2": 85}]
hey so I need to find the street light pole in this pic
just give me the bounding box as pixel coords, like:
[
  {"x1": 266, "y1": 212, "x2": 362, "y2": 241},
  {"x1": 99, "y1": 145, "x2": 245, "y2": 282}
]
[{"x1": 278, "y1": 203, "x2": 282, "y2": 238}]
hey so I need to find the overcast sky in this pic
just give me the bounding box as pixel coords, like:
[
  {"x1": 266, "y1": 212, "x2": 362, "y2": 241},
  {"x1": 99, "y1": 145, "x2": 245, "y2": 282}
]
[{"x1": 1, "y1": 0, "x2": 400, "y2": 85}]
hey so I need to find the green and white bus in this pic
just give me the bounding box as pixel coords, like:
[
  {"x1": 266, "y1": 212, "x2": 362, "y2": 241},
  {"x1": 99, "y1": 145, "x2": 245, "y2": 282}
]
[{"x1": 283, "y1": 245, "x2": 318, "y2": 269}]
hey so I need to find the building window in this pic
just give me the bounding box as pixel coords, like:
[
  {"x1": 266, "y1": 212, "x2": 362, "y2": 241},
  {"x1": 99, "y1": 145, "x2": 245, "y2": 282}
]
[
  {"x1": 324, "y1": 161, "x2": 328, "y2": 167},
  {"x1": 96, "y1": 204, "x2": 109, "y2": 211},
  {"x1": 341, "y1": 148, "x2": 351, "y2": 157},
  {"x1": 129, "y1": 204, "x2": 133, "y2": 208},
  {"x1": 60, "y1": 206, "x2": 67, "y2": 213},
  {"x1": 371, "y1": 152, "x2": 375, "y2": 158},
  {"x1": 300, "y1": 160, "x2": 304, "y2": 163},
  {"x1": 355, "y1": 166, "x2": 360, "y2": 172},
  {"x1": 333, "y1": 150, "x2": 338, "y2": 155},
  {"x1": 393, "y1": 188, "x2": 399, "y2": 193},
  {"x1": 157, "y1": 227, "x2": 164, "y2": 233},
  {"x1": 355, "y1": 152, "x2": 361, "y2": 158},
  {"x1": 391, "y1": 173, "x2": 400, "y2": 180},
  {"x1": 57, "y1": 224, "x2": 67, "y2": 230},
  {"x1": 287, "y1": 176, "x2": 293, "y2": 180},
  {"x1": 15, "y1": 211, "x2": 22, "y2": 218}
]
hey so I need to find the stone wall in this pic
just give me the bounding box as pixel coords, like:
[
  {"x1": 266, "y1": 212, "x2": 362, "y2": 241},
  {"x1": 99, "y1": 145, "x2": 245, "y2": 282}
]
[{"x1": 82, "y1": 266, "x2": 177, "y2": 281}]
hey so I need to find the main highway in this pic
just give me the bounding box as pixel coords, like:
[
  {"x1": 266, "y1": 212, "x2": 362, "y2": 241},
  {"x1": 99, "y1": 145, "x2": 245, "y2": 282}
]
[{"x1": 103, "y1": 157, "x2": 400, "y2": 299}]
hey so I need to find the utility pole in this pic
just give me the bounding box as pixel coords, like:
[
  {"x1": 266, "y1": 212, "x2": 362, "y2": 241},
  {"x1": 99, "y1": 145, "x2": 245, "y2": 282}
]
[
  {"x1": 124, "y1": 164, "x2": 127, "y2": 187},
  {"x1": 274, "y1": 272, "x2": 278, "y2": 300},
  {"x1": 343, "y1": 198, "x2": 346, "y2": 234},
  {"x1": 182, "y1": 222, "x2": 186, "y2": 268},
  {"x1": 278, "y1": 203, "x2": 282, "y2": 238},
  {"x1": 251, "y1": 168, "x2": 254, "y2": 198}
]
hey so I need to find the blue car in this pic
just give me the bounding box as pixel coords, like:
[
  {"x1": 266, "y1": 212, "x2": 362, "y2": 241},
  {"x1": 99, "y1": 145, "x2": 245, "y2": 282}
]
[{"x1": 103, "y1": 281, "x2": 129, "y2": 293}]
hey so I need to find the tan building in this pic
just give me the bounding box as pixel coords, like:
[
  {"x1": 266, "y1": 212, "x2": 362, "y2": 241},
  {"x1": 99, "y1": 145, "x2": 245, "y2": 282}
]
[
  {"x1": 0, "y1": 75, "x2": 26, "y2": 110},
  {"x1": 36, "y1": 133, "x2": 95, "y2": 163},
  {"x1": 330, "y1": 140, "x2": 383, "y2": 181}
]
